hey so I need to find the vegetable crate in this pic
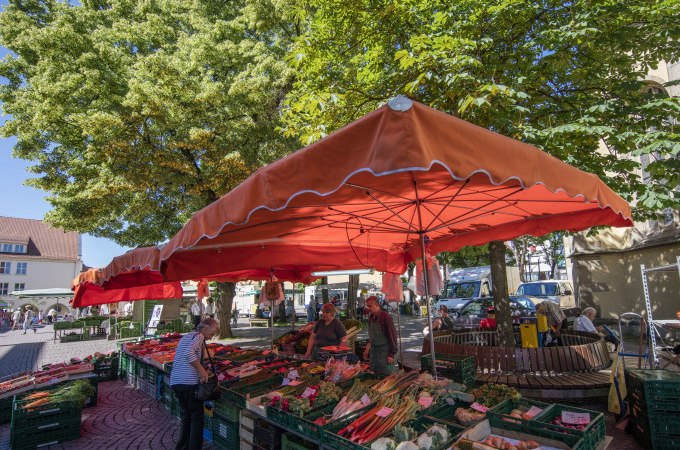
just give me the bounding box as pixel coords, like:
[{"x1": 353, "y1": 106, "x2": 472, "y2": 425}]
[
  {"x1": 532, "y1": 404, "x2": 605, "y2": 450},
  {"x1": 268, "y1": 401, "x2": 355, "y2": 443},
  {"x1": 282, "y1": 432, "x2": 317, "y2": 450},
  {"x1": 629, "y1": 400, "x2": 680, "y2": 449},
  {"x1": 253, "y1": 418, "x2": 283, "y2": 450},
  {"x1": 221, "y1": 376, "x2": 283, "y2": 409},
  {"x1": 420, "y1": 399, "x2": 482, "y2": 429},
  {"x1": 10, "y1": 398, "x2": 82, "y2": 449},
  {"x1": 626, "y1": 369, "x2": 680, "y2": 413},
  {"x1": 213, "y1": 397, "x2": 241, "y2": 423},
  {"x1": 94, "y1": 356, "x2": 119, "y2": 381},
  {"x1": 487, "y1": 398, "x2": 551, "y2": 427},
  {"x1": 323, "y1": 405, "x2": 379, "y2": 450},
  {"x1": 212, "y1": 414, "x2": 240, "y2": 450},
  {"x1": 420, "y1": 353, "x2": 475, "y2": 386}
]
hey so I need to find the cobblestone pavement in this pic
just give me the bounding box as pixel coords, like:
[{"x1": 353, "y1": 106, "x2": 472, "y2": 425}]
[
  {"x1": 0, "y1": 317, "x2": 644, "y2": 449},
  {"x1": 0, "y1": 380, "x2": 216, "y2": 450}
]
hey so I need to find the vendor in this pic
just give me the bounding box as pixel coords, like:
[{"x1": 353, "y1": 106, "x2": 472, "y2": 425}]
[
  {"x1": 363, "y1": 295, "x2": 398, "y2": 376},
  {"x1": 304, "y1": 303, "x2": 348, "y2": 360}
]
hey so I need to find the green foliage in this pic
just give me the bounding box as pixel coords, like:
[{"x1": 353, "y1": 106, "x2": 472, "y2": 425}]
[
  {"x1": 0, "y1": 0, "x2": 300, "y2": 245},
  {"x1": 282, "y1": 0, "x2": 680, "y2": 221}
]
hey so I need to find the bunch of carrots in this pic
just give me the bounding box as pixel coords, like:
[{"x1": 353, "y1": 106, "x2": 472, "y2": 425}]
[
  {"x1": 336, "y1": 394, "x2": 421, "y2": 444},
  {"x1": 21, "y1": 380, "x2": 95, "y2": 411}
]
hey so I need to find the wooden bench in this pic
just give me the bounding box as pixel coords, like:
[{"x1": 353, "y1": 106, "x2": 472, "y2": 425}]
[
  {"x1": 423, "y1": 330, "x2": 613, "y2": 399},
  {"x1": 249, "y1": 318, "x2": 270, "y2": 327}
]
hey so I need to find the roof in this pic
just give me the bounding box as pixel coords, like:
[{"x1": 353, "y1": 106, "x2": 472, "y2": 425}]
[{"x1": 0, "y1": 217, "x2": 80, "y2": 261}]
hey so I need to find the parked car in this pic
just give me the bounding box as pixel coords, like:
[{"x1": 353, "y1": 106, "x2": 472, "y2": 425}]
[
  {"x1": 515, "y1": 280, "x2": 576, "y2": 308},
  {"x1": 435, "y1": 265, "x2": 521, "y2": 313},
  {"x1": 450, "y1": 295, "x2": 542, "y2": 331}
]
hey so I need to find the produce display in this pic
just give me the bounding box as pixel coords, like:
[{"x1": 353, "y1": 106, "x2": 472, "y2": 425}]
[
  {"x1": 20, "y1": 379, "x2": 96, "y2": 411},
  {"x1": 0, "y1": 361, "x2": 96, "y2": 399},
  {"x1": 477, "y1": 436, "x2": 541, "y2": 450},
  {"x1": 371, "y1": 423, "x2": 451, "y2": 450}
]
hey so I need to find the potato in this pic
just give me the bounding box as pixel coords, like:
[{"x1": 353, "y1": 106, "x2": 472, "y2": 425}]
[{"x1": 525, "y1": 440, "x2": 540, "y2": 449}]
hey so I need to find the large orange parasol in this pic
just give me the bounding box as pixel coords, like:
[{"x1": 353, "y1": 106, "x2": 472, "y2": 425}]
[{"x1": 156, "y1": 97, "x2": 632, "y2": 373}]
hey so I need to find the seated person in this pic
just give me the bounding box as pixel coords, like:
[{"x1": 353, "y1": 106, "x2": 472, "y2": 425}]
[
  {"x1": 304, "y1": 303, "x2": 348, "y2": 360},
  {"x1": 432, "y1": 305, "x2": 454, "y2": 331},
  {"x1": 574, "y1": 307, "x2": 619, "y2": 349}
]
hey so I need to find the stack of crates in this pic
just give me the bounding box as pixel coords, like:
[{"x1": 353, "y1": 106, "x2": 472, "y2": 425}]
[
  {"x1": 253, "y1": 418, "x2": 283, "y2": 450},
  {"x1": 93, "y1": 353, "x2": 119, "y2": 381},
  {"x1": 420, "y1": 353, "x2": 476, "y2": 386},
  {"x1": 626, "y1": 369, "x2": 680, "y2": 450},
  {"x1": 160, "y1": 377, "x2": 181, "y2": 418},
  {"x1": 212, "y1": 408, "x2": 240, "y2": 450},
  {"x1": 240, "y1": 409, "x2": 257, "y2": 450},
  {"x1": 10, "y1": 398, "x2": 81, "y2": 450},
  {"x1": 120, "y1": 352, "x2": 137, "y2": 387}
]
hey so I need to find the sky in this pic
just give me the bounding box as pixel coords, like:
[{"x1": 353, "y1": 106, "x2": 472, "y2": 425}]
[{"x1": 0, "y1": 6, "x2": 130, "y2": 269}]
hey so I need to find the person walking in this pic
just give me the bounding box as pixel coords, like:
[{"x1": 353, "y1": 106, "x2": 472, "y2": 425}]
[
  {"x1": 306, "y1": 295, "x2": 316, "y2": 323},
  {"x1": 204, "y1": 298, "x2": 215, "y2": 319},
  {"x1": 170, "y1": 318, "x2": 219, "y2": 450},
  {"x1": 362, "y1": 296, "x2": 398, "y2": 376},
  {"x1": 190, "y1": 299, "x2": 202, "y2": 329},
  {"x1": 11, "y1": 309, "x2": 22, "y2": 330},
  {"x1": 23, "y1": 306, "x2": 35, "y2": 334}
]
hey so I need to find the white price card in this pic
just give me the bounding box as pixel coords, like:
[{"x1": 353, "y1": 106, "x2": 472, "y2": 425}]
[
  {"x1": 418, "y1": 396, "x2": 434, "y2": 408},
  {"x1": 375, "y1": 407, "x2": 394, "y2": 418},
  {"x1": 360, "y1": 394, "x2": 371, "y2": 406},
  {"x1": 470, "y1": 402, "x2": 489, "y2": 413},
  {"x1": 525, "y1": 406, "x2": 544, "y2": 419},
  {"x1": 288, "y1": 369, "x2": 299, "y2": 380},
  {"x1": 281, "y1": 378, "x2": 291, "y2": 386},
  {"x1": 301, "y1": 387, "x2": 317, "y2": 398},
  {"x1": 562, "y1": 411, "x2": 591, "y2": 425}
]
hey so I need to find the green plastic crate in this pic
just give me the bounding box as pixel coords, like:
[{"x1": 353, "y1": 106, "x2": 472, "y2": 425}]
[
  {"x1": 420, "y1": 353, "x2": 476, "y2": 385},
  {"x1": 323, "y1": 405, "x2": 379, "y2": 450},
  {"x1": 487, "y1": 398, "x2": 551, "y2": 427},
  {"x1": 626, "y1": 369, "x2": 680, "y2": 412},
  {"x1": 213, "y1": 397, "x2": 240, "y2": 423},
  {"x1": 533, "y1": 404, "x2": 605, "y2": 450},
  {"x1": 212, "y1": 414, "x2": 239, "y2": 443},
  {"x1": 282, "y1": 432, "x2": 318, "y2": 450},
  {"x1": 11, "y1": 398, "x2": 81, "y2": 430},
  {"x1": 10, "y1": 417, "x2": 80, "y2": 450}
]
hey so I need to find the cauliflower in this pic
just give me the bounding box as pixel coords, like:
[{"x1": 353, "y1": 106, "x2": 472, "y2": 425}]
[
  {"x1": 427, "y1": 424, "x2": 449, "y2": 445},
  {"x1": 371, "y1": 437, "x2": 396, "y2": 450},
  {"x1": 416, "y1": 433, "x2": 433, "y2": 450},
  {"x1": 395, "y1": 442, "x2": 420, "y2": 450}
]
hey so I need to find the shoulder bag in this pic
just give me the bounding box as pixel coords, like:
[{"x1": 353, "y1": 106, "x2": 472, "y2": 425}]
[{"x1": 195, "y1": 337, "x2": 221, "y2": 401}]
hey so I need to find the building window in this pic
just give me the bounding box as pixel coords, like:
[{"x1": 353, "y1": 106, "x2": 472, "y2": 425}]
[
  {"x1": 1, "y1": 244, "x2": 10, "y2": 252},
  {"x1": 15, "y1": 262, "x2": 27, "y2": 275},
  {"x1": 14, "y1": 283, "x2": 25, "y2": 291},
  {"x1": 0, "y1": 262, "x2": 11, "y2": 274},
  {"x1": 14, "y1": 244, "x2": 25, "y2": 253},
  {"x1": 0, "y1": 283, "x2": 8, "y2": 295}
]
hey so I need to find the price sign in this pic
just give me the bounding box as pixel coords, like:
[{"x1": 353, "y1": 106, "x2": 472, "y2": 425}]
[
  {"x1": 281, "y1": 378, "x2": 291, "y2": 386},
  {"x1": 418, "y1": 396, "x2": 434, "y2": 408},
  {"x1": 288, "y1": 369, "x2": 299, "y2": 380},
  {"x1": 562, "y1": 411, "x2": 591, "y2": 425},
  {"x1": 360, "y1": 394, "x2": 371, "y2": 406},
  {"x1": 375, "y1": 407, "x2": 394, "y2": 418},
  {"x1": 525, "y1": 406, "x2": 544, "y2": 419},
  {"x1": 301, "y1": 387, "x2": 317, "y2": 399},
  {"x1": 470, "y1": 402, "x2": 489, "y2": 413},
  {"x1": 289, "y1": 380, "x2": 303, "y2": 386}
]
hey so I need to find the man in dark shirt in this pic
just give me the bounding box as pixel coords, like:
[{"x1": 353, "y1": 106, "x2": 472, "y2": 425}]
[{"x1": 362, "y1": 296, "x2": 398, "y2": 376}]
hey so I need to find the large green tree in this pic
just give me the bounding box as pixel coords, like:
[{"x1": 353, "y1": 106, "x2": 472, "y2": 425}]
[
  {"x1": 0, "y1": 0, "x2": 303, "y2": 337},
  {"x1": 281, "y1": 0, "x2": 680, "y2": 345}
]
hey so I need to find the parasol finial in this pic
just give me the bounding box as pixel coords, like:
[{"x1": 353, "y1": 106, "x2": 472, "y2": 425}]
[{"x1": 387, "y1": 95, "x2": 413, "y2": 111}]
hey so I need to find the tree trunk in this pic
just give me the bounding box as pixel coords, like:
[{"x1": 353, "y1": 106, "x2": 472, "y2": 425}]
[
  {"x1": 490, "y1": 241, "x2": 514, "y2": 347},
  {"x1": 215, "y1": 281, "x2": 236, "y2": 339},
  {"x1": 347, "y1": 274, "x2": 359, "y2": 319},
  {"x1": 321, "y1": 276, "x2": 330, "y2": 304}
]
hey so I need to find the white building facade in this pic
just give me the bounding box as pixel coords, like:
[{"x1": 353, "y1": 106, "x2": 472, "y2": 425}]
[{"x1": 0, "y1": 217, "x2": 82, "y2": 312}]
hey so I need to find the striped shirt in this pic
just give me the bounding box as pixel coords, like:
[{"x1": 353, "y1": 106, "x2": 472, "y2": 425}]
[{"x1": 169, "y1": 331, "x2": 204, "y2": 386}]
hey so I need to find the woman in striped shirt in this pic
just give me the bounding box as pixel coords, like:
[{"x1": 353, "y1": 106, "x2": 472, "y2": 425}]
[{"x1": 170, "y1": 318, "x2": 219, "y2": 450}]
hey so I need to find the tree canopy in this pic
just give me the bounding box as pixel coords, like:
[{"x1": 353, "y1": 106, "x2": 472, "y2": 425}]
[
  {"x1": 0, "y1": 0, "x2": 300, "y2": 246},
  {"x1": 282, "y1": 0, "x2": 680, "y2": 221}
]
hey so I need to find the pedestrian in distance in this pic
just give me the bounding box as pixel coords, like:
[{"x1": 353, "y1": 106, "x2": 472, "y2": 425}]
[
  {"x1": 190, "y1": 299, "x2": 202, "y2": 329},
  {"x1": 170, "y1": 318, "x2": 219, "y2": 450},
  {"x1": 11, "y1": 309, "x2": 22, "y2": 330},
  {"x1": 23, "y1": 306, "x2": 35, "y2": 334}
]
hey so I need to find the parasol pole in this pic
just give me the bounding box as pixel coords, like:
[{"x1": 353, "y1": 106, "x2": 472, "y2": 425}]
[
  {"x1": 413, "y1": 177, "x2": 437, "y2": 378},
  {"x1": 271, "y1": 297, "x2": 275, "y2": 350},
  {"x1": 397, "y1": 299, "x2": 403, "y2": 367}
]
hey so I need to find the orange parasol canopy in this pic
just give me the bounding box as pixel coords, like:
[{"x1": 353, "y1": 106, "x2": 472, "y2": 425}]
[
  {"x1": 71, "y1": 281, "x2": 183, "y2": 308},
  {"x1": 159, "y1": 96, "x2": 632, "y2": 281}
]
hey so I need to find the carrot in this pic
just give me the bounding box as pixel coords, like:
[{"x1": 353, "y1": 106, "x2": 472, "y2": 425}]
[
  {"x1": 23, "y1": 398, "x2": 51, "y2": 410},
  {"x1": 24, "y1": 391, "x2": 50, "y2": 400}
]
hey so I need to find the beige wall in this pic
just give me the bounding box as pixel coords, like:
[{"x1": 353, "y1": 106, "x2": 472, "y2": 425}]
[{"x1": 573, "y1": 244, "x2": 680, "y2": 321}]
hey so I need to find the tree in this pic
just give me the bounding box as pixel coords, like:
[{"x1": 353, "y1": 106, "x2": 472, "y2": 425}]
[
  {"x1": 436, "y1": 246, "x2": 490, "y2": 277},
  {"x1": 0, "y1": 0, "x2": 302, "y2": 338},
  {"x1": 280, "y1": 0, "x2": 680, "y2": 338}
]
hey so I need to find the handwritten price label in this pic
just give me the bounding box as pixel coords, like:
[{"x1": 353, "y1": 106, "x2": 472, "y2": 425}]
[
  {"x1": 375, "y1": 407, "x2": 394, "y2": 418},
  {"x1": 470, "y1": 402, "x2": 489, "y2": 413},
  {"x1": 562, "y1": 411, "x2": 590, "y2": 425},
  {"x1": 418, "y1": 396, "x2": 434, "y2": 408},
  {"x1": 301, "y1": 387, "x2": 317, "y2": 398},
  {"x1": 360, "y1": 394, "x2": 371, "y2": 406},
  {"x1": 525, "y1": 406, "x2": 544, "y2": 419}
]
